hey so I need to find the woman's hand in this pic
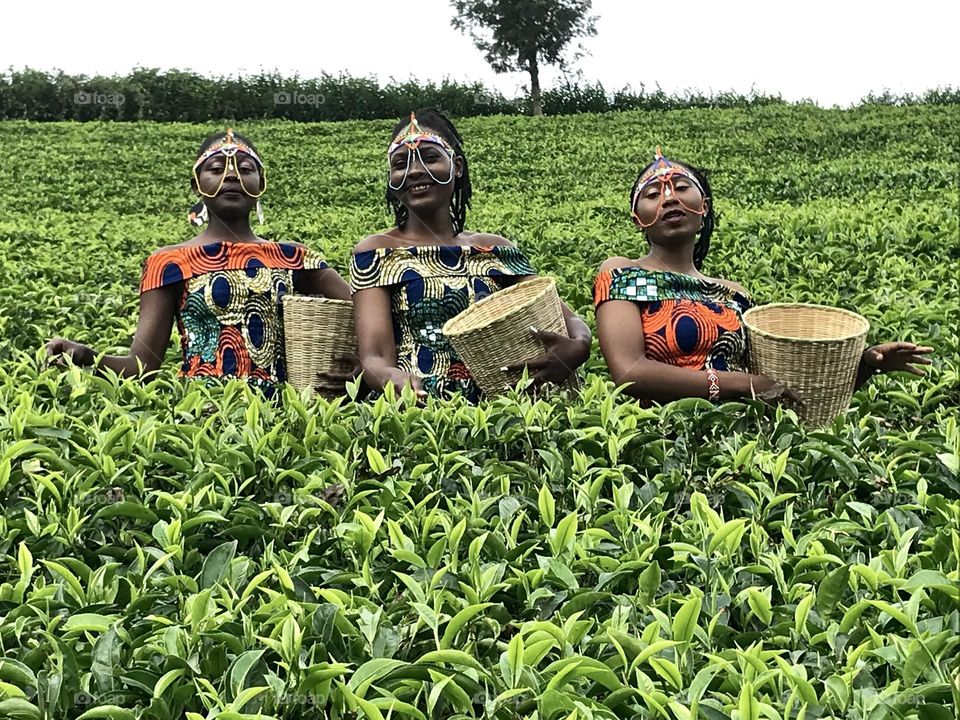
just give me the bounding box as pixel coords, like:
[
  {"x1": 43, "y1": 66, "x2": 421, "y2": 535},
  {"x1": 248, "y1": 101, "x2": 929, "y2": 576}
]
[
  {"x1": 749, "y1": 374, "x2": 804, "y2": 406},
  {"x1": 383, "y1": 369, "x2": 427, "y2": 401},
  {"x1": 45, "y1": 338, "x2": 95, "y2": 367},
  {"x1": 862, "y1": 342, "x2": 934, "y2": 376},
  {"x1": 504, "y1": 327, "x2": 590, "y2": 386}
]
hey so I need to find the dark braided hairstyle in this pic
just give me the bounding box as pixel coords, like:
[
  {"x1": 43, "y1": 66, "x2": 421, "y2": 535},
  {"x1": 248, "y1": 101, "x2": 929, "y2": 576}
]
[
  {"x1": 630, "y1": 161, "x2": 716, "y2": 270},
  {"x1": 386, "y1": 108, "x2": 472, "y2": 235}
]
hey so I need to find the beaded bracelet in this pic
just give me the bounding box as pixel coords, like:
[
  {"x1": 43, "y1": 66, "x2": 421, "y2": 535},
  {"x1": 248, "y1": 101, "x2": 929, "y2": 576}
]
[{"x1": 706, "y1": 368, "x2": 720, "y2": 401}]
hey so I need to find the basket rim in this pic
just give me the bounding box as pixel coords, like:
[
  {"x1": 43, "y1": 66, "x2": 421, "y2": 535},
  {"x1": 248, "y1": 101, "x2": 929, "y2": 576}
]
[
  {"x1": 743, "y1": 303, "x2": 869, "y2": 344},
  {"x1": 281, "y1": 295, "x2": 353, "y2": 306},
  {"x1": 442, "y1": 276, "x2": 556, "y2": 337}
]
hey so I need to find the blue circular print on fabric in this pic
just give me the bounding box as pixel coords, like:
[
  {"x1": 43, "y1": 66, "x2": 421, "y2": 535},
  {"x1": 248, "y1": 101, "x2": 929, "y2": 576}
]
[{"x1": 212, "y1": 276, "x2": 231, "y2": 308}]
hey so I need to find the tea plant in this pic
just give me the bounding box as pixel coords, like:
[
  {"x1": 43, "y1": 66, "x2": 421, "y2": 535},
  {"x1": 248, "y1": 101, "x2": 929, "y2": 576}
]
[{"x1": 0, "y1": 104, "x2": 958, "y2": 719}]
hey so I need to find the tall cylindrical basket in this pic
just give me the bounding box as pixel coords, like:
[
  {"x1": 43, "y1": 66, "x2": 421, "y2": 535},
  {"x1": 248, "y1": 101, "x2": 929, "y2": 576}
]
[
  {"x1": 282, "y1": 296, "x2": 356, "y2": 398},
  {"x1": 743, "y1": 303, "x2": 869, "y2": 425}
]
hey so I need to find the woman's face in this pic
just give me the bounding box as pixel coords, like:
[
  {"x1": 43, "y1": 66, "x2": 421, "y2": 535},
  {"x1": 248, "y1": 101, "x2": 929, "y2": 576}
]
[
  {"x1": 389, "y1": 142, "x2": 461, "y2": 217},
  {"x1": 633, "y1": 173, "x2": 707, "y2": 245},
  {"x1": 195, "y1": 151, "x2": 263, "y2": 219}
]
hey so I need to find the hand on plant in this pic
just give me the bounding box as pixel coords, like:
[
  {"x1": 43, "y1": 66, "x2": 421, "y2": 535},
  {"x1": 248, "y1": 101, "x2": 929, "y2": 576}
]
[
  {"x1": 862, "y1": 342, "x2": 934, "y2": 376},
  {"x1": 45, "y1": 337, "x2": 95, "y2": 368},
  {"x1": 750, "y1": 374, "x2": 804, "y2": 406},
  {"x1": 384, "y1": 368, "x2": 427, "y2": 402}
]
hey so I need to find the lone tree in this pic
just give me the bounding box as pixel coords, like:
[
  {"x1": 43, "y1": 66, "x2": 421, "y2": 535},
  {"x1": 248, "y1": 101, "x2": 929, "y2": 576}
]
[{"x1": 451, "y1": 0, "x2": 598, "y2": 116}]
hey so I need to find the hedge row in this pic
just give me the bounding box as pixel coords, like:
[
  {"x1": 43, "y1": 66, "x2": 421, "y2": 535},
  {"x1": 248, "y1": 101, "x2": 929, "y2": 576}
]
[{"x1": 4, "y1": 67, "x2": 954, "y2": 122}]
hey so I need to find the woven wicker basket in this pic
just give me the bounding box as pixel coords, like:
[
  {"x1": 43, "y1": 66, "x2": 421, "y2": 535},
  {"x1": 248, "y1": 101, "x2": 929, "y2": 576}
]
[
  {"x1": 442, "y1": 277, "x2": 577, "y2": 397},
  {"x1": 743, "y1": 303, "x2": 869, "y2": 425},
  {"x1": 281, "y1": 295, "x2": 356, "y2": 398}
]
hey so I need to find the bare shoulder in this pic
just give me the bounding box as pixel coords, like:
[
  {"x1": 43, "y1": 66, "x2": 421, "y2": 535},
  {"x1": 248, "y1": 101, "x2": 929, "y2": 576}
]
[
  {"x1": 598, "y1": 256, "x2": 637, "y2": 273},
  {"x1": 460, "y1": 231, "x2": 513, "y2": 247},
  {"x1": 353, "y1": 232, "x2": 398, "y2": 254}
]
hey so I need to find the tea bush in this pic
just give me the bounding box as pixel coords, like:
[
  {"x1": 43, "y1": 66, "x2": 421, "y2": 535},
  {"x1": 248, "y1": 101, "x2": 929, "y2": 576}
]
[{"x1": 0, "y1": 104, "x2": 958, "y2": 719}]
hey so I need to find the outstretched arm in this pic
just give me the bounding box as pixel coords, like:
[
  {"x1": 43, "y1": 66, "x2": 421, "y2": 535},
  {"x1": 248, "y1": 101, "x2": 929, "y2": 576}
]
[{"x1": 47, "y1": 285, "x2": 178, "y2": 378}]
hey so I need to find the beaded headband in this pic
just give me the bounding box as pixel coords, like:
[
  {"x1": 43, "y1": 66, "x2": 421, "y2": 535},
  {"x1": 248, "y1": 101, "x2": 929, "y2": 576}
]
[
  {"x1": 388, "y1": 112, "x2": 455, "y2": 157},
  {"x1": 630, "y1": 147, "x2": 707, "y2": 228},
  {"x1": 193, "y1": 128, "x2": 265, "y2": 172},
  {"x1": 631, "y1": 147, "x2": 704, "y2": 207}
]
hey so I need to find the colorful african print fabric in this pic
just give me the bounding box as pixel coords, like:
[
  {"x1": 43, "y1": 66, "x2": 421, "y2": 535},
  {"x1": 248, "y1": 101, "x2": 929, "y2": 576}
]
[
  {"x1": 594, "y1": 267, "x2": 753, "y2": 373},
  {"x1": 139, "y1": 241, "x2": 328, "y2": 385},
  {"x1": 350, "y1": 244, "x2": 535, "y2": 402}
]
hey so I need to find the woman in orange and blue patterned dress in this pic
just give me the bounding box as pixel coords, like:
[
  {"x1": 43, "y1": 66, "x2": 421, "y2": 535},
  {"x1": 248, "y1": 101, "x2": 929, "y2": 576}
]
[
  {"x1": 352, "y1": 109, "x2": 591, "y2": 402},
  {"x1": 46, "y1": 130, "x2": 353, "y2": 394},
  {"x1": 594, "y1": 149, "x2": 933, "y2": 404}
]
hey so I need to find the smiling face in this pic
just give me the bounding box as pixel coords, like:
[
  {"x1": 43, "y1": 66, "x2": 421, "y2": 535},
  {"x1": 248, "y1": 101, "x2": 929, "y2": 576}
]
[
  {"x1": 388, "y1": 141, "x2": 462, "y2": 217},
  {"x1": 632, "y1": 171, "x2": 708, "y2": 246},
  {"x1": 193, "y1": 151, "x2": 263, "y2": 221}
]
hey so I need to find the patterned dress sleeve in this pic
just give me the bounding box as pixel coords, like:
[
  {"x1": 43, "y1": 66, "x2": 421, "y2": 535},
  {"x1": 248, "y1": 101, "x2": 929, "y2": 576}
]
[
  {"x1": 485, "y1": 246, "x2": 536, "y2": 281},
  {"x1": 734, "y1": 289, "x2": 756, "y2": 313},
  {"x1": 350, "y1": 248, "x2": 396, "y2": 293},
  {"x1": 140, "y1": 247, "x2": 189, "y2": 294},
  {"x1": 140, "y1": 242, "x2": 328, "y2": 295},
  {"x1": 296, "y1": 246, "x2": 330, "y2": 272},
  {"x1": 593, "y1": 267, "x2": 661, "y2": 307}
]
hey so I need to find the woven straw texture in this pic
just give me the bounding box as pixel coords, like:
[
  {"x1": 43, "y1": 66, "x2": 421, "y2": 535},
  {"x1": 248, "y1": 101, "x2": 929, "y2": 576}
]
[
  {"x1": 282, "y1": 296, "x2": 356, "y2": 397},
  {"x1": 443, "y1": 277, "x2": 577, "y2": 397},
  {"x1": 743, "y1": 303, "x2": 869, "y2": 426}
]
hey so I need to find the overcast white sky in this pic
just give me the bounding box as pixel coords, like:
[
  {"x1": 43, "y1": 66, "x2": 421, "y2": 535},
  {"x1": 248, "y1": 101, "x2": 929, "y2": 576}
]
[{"x1": 4, "y1": 0, "x2": 957, "y2": 107}]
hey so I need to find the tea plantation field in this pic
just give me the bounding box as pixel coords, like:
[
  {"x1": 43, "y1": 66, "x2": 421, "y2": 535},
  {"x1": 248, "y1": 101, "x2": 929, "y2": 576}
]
[{"x1": 0, "y1": 105, "x2": 958, "y2": 720}]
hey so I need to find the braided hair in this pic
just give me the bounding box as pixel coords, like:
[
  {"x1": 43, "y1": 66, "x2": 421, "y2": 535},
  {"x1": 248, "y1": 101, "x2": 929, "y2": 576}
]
[
  {"x1": 386, "y1": 108, "x2": 472, "y2": 235},
  {"x1": 631, "y1": 161, "x2": 715, "y2": 270}
]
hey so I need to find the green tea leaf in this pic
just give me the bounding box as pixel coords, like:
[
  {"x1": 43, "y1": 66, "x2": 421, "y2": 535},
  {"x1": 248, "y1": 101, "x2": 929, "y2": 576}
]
[
  {"x1": 439, "y1": 603, "x2": 494, "y2": 649},
  {"x1": 672, "y1": 595, "x2": 702, "y2": 645},
  {"x1": 538, "y1": 484, "x2": 556, "y2": 528},
  {"x1": 817, "y1": 566, "x2": 850, "y2": 613},
  {"x1": 738, "y1": 682, "x2": 760, "y2": 720},
  {"x1": 64, "y1": 613, "x2": 114, "y2": 633},
  {"x1": 200, "y1": 540, "x2": 238, "y2": 589},
  {"x1": 76, "y1": 707, "x2": 137, "y2": 720}
]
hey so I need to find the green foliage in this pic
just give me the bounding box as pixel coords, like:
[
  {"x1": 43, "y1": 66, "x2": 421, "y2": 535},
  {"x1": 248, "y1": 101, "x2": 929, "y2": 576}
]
[
  {"x1": 450, "y1": 0, "x2": 598, "y2": 114},
  {"x1": 0, "y1": 105, "x2": 959, "y2": 718},
  {"x1": 0, "y1": 67, "x2": 799, "y2": 122},
  {"x1": 451, "y1": 0, "x2": 597, "y2": 72}
]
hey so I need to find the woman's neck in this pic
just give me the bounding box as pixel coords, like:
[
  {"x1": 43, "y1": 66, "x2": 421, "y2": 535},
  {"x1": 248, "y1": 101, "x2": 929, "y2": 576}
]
[
  {"x1": 401, "y1": 206, "x2": 458, "y2": 245},
  {"x1": 643, "y1": 243, "x2": 699, "y2": 275},
  {"x1": 203, "y1": 215, "x2": 259, "y2": 243}
]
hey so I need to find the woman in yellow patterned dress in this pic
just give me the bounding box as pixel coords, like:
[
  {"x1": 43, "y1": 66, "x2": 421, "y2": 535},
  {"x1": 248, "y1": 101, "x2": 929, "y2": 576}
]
[
  {"x1": 46, "y1": 129, "x2": 353, "y2": 394},
  {"x1": 352, "y1": 109, "x2": 591, "y2": 402}
]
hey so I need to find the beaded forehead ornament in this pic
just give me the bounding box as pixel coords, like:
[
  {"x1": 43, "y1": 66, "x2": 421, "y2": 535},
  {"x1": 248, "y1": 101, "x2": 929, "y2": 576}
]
[
  {"x1": 387, "y1": 112, "x2": 456, "y2": 191},
  {"x1": 630, "y1": 147, "x2": 707, "y2": 228},
  {"x1": 193, "y1": 128, "x2": 266, "y2": 199}
]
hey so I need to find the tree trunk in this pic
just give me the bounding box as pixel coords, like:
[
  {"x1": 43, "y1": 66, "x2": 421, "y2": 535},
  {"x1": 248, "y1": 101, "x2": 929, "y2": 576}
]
[{"x1": 528, "y1": 53, "x2": 543, "y2": 116}]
